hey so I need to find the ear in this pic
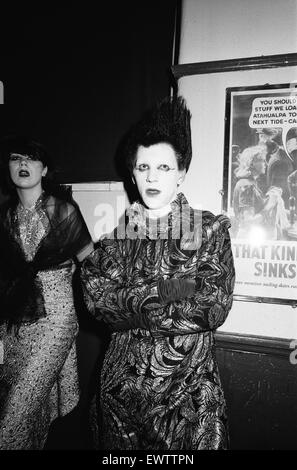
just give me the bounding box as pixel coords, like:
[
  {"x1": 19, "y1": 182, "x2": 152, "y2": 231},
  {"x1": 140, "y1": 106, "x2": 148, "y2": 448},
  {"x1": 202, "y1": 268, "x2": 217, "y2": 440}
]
[
  {"x1": 177, "y1": 169, "x2": 186, "y2": 186},
  {"x1": 42, "y1": 166, "x2": 48, "y2": 177}
]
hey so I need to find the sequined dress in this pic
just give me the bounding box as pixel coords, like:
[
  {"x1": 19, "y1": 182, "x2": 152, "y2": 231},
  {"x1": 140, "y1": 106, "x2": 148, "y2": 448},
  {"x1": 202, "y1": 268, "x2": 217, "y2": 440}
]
[
  {"x1": 81, "y1": 193, "x2": 235, "y2": 450},
  {"x1": 0, "y1": 196, "x2": 80, "y2": 449}
]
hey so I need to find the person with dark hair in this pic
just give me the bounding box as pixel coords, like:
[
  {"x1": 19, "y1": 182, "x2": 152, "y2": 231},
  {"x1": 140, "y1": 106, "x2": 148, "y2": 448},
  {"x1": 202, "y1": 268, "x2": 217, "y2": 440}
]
[
  {"x1": 81, "y1": 96, "x2": 235, "y2": 450},
  {"x1": 286, "y1": 136, "x2": 297, "y2": 170},
  {"x1": 255, "y1": 128, "x2": 294, "y2": 208},
  {"x1": 0, "y1": 136, "x2": 94, "y2": 449}
]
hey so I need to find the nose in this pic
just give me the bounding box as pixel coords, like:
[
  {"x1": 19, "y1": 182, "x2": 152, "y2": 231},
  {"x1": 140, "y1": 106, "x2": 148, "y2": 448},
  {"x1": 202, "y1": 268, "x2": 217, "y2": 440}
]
[
  {"x1": 146, "y1": 168, "x2": 158, "y2": 182},
  {"x1": 19, "y1": 157, "x2": 28, "y2": 166}
]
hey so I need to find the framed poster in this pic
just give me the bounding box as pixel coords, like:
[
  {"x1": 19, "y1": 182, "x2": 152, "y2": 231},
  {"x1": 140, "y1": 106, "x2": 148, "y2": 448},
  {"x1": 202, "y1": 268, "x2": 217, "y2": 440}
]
[{"x1": 223, "y1": 83, "x2": 297, "y2": 305}]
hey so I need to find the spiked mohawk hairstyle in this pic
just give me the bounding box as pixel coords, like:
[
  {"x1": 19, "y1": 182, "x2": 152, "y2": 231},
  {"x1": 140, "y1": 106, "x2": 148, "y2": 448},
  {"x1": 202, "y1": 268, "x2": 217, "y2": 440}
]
[{"x1": 125, "y1": 95, "x2": 192, "y2": 173}]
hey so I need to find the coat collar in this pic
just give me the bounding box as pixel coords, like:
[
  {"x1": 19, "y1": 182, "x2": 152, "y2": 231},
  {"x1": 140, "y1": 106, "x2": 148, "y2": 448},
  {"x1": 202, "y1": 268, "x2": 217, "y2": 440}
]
[{"x1": 125, "y1": 193, "x2": 199, "y2": 246}]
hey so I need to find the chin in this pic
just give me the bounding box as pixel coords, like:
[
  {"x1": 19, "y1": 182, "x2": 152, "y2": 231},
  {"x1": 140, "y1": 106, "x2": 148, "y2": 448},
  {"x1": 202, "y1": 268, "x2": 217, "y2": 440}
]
[
  {"x1": 16, "y1": 182, "x2": 33, "y2": 188},
  {"x1": 142, "y1": 197, "x2": 164, "y2": 210},
  {"x1": 144, "y1": 203, "x2": 161, "y2": 210}
]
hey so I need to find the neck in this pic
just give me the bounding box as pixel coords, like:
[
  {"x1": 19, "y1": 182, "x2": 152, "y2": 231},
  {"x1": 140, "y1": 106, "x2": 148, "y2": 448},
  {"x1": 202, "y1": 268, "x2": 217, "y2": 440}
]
[
  {"x1": 145, "y1": 203, "x2": 172, "y2": 219},
  {"x1": 145, "y1": 191, "x2": 180, "y2": 219},
  {"x1": 16, "y1": 186, "x2": 43, "y2": 209}
]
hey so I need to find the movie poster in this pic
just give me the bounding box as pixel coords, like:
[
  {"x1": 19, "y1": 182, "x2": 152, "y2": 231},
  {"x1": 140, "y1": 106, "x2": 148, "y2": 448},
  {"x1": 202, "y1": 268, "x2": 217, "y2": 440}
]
[{"x1": 223, "y1": 83, "x2": 297, "y2": 304}]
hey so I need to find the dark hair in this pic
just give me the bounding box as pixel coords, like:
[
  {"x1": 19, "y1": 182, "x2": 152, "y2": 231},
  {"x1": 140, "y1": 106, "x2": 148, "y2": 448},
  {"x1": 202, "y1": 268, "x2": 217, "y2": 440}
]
[
  {"x1": 0, "y1": 135, "x2": 56, "y2": 197},
  {"x1": 124, "y1": 95, "x2": 192, "y2": 174}
]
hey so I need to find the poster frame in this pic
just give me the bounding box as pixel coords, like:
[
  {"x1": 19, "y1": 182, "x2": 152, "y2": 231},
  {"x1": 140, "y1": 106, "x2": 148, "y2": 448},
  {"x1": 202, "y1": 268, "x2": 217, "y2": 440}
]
[{"x1": 223, "y1": 82, "x2": 297, "y2": 306}]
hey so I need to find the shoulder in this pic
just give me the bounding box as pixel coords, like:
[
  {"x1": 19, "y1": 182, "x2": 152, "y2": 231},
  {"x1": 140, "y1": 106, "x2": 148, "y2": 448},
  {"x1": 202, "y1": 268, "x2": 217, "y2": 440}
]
[
  {"x1": 201, "y1": 210, "x2": 231, "y2": 241},
  {"x1": 202, "y1": 210, "x2": 231, "y2": 228},
  {"x1": 288, "y1": 170, "x2": 297, "y2": 182},
  {"x1": 268, "y1": 151, "x2": 285, "y2": 166},
  {"x1": 269, "y1": 155, "x2": 292, "y2": 172},
  {"x1": 51, "y1": 194, "x2": 76, "y2": 209},
  {"x1": 234, "y1": 178, "x2": 254, "y2": 190},
  {"x1": 95, "y1": 228, "x2": 123, "y2": 252},
  {"x1": 0, "y1": 198, "x2": 15, "y2": 225},
  {"x1": 45, "y1": 194, "x2": 80, "y2": 218},
  {"x1": 84, "y1": 232, "x2": 123, "y2": 268}
]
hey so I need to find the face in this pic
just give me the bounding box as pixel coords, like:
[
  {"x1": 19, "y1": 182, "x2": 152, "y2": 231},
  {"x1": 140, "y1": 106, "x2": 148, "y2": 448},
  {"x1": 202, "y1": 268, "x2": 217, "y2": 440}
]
[
  {"x1": 252, "y1": 154, "x2": 266, "y2": 175},
  {"x1": 258, "y1": 133, "x2": 269, "y2": 144},
  {"x1": 8, "y1": 153, "x2": 48, "y2": 190},
  {"x1": 132, "y1": 143, "x2": 185, "y2": 211}
]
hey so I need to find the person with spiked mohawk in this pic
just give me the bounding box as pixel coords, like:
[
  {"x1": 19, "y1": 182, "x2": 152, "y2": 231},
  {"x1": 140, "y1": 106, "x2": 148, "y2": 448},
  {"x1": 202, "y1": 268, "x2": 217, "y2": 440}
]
[{"x1": 81, "y1": 96, "x2": 235, "y2": 450}]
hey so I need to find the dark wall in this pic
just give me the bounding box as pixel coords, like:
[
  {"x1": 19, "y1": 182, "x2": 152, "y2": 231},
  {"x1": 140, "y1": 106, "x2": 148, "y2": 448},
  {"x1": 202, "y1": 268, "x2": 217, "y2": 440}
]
[
  {"x1": 216, "y1": 332, "x2": 297, "y2": 450},
  {"x1": 0, "y1": 2, "x2": 179, "y2": 183}
]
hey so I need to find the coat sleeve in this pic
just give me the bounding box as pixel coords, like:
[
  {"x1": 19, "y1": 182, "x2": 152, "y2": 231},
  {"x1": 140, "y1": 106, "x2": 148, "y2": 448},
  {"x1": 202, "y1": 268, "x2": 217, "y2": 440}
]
[
  {"x1": 80, "y1": 237, "x2": 166, "y2": 329},
  {"x1": 80, "y1": 215, "x2": 235, "y2": 333},
  {"x1": 147, "y1": 215, "x2": 235, "y2": 334}
]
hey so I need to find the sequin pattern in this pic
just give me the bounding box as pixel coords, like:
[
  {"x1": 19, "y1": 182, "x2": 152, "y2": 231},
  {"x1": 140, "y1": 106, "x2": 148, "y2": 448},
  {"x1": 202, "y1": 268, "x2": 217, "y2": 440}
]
[
  {"x1": 16, "y1": 199, "x2": 48, "y2": 261},
  {"x1": 0, "y1": 196, "x2": 80, "y2": 449}
]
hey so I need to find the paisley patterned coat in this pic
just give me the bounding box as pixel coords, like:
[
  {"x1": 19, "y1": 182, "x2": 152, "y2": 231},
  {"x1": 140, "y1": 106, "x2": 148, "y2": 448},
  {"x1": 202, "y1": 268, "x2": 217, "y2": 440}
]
[{"x1": 81, "y1": 193, "x2": 235, "y2": 450}]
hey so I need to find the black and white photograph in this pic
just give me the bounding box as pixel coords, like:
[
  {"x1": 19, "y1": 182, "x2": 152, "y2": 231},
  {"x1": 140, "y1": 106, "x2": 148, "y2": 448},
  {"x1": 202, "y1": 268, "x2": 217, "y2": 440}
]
[{"x1": 0, "y1": 0, "x2": 297, "y2": 458}]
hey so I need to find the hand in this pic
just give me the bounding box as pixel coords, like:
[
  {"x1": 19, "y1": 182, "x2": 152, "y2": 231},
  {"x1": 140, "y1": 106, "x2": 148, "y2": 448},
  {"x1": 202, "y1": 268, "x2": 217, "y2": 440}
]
[{"x1": 158, "y1": 278, "x2": 196, "y2": 304}]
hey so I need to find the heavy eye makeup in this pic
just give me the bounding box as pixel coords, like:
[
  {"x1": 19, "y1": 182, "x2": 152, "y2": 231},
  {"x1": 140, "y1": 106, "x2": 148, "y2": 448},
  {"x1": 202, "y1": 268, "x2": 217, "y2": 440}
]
[
  {"x1": 9, "y1": 154, "x2": 38, "y2": 162},
  {"x1": 135, "y1": 163, "x2": 175, "y2": 172}
]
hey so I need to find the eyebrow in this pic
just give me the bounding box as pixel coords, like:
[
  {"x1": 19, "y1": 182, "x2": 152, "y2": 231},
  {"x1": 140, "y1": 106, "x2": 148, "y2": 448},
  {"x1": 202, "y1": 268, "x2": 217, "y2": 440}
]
[
  {"x1": 135, "y1": 162, "x2": 176, "y2": 167},
  {"x1": 9, "y1": 153, "x2": 38, "y2": 158}
]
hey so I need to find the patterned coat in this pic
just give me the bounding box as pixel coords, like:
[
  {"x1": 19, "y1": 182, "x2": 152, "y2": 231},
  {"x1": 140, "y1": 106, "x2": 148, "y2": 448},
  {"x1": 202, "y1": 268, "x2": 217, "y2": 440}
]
[{"x1": 81, "y1": 193, "x2": 235, "y2": 450}]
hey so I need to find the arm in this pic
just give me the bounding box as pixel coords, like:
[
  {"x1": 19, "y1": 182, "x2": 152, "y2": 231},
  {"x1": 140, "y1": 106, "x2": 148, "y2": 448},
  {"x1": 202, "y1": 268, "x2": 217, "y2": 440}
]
[
  {"x1": 37, "y1": 197, "x2": 93, "y2": 266},
  {"x1": 80, "y1": 238, "x2": 165, "y2": 328},
  {"x1": 147, "y1": 216, "x2": 235, "y2": 335},
  {"x1": 81, "y1": 216, "x2": 235, "y2": 333},
  {"x1": 65, "y1": 202, "x2": 94, "y2": 263},
  {"x1": 76, "y1": 240, "x2": 94, "y2": 263}
]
